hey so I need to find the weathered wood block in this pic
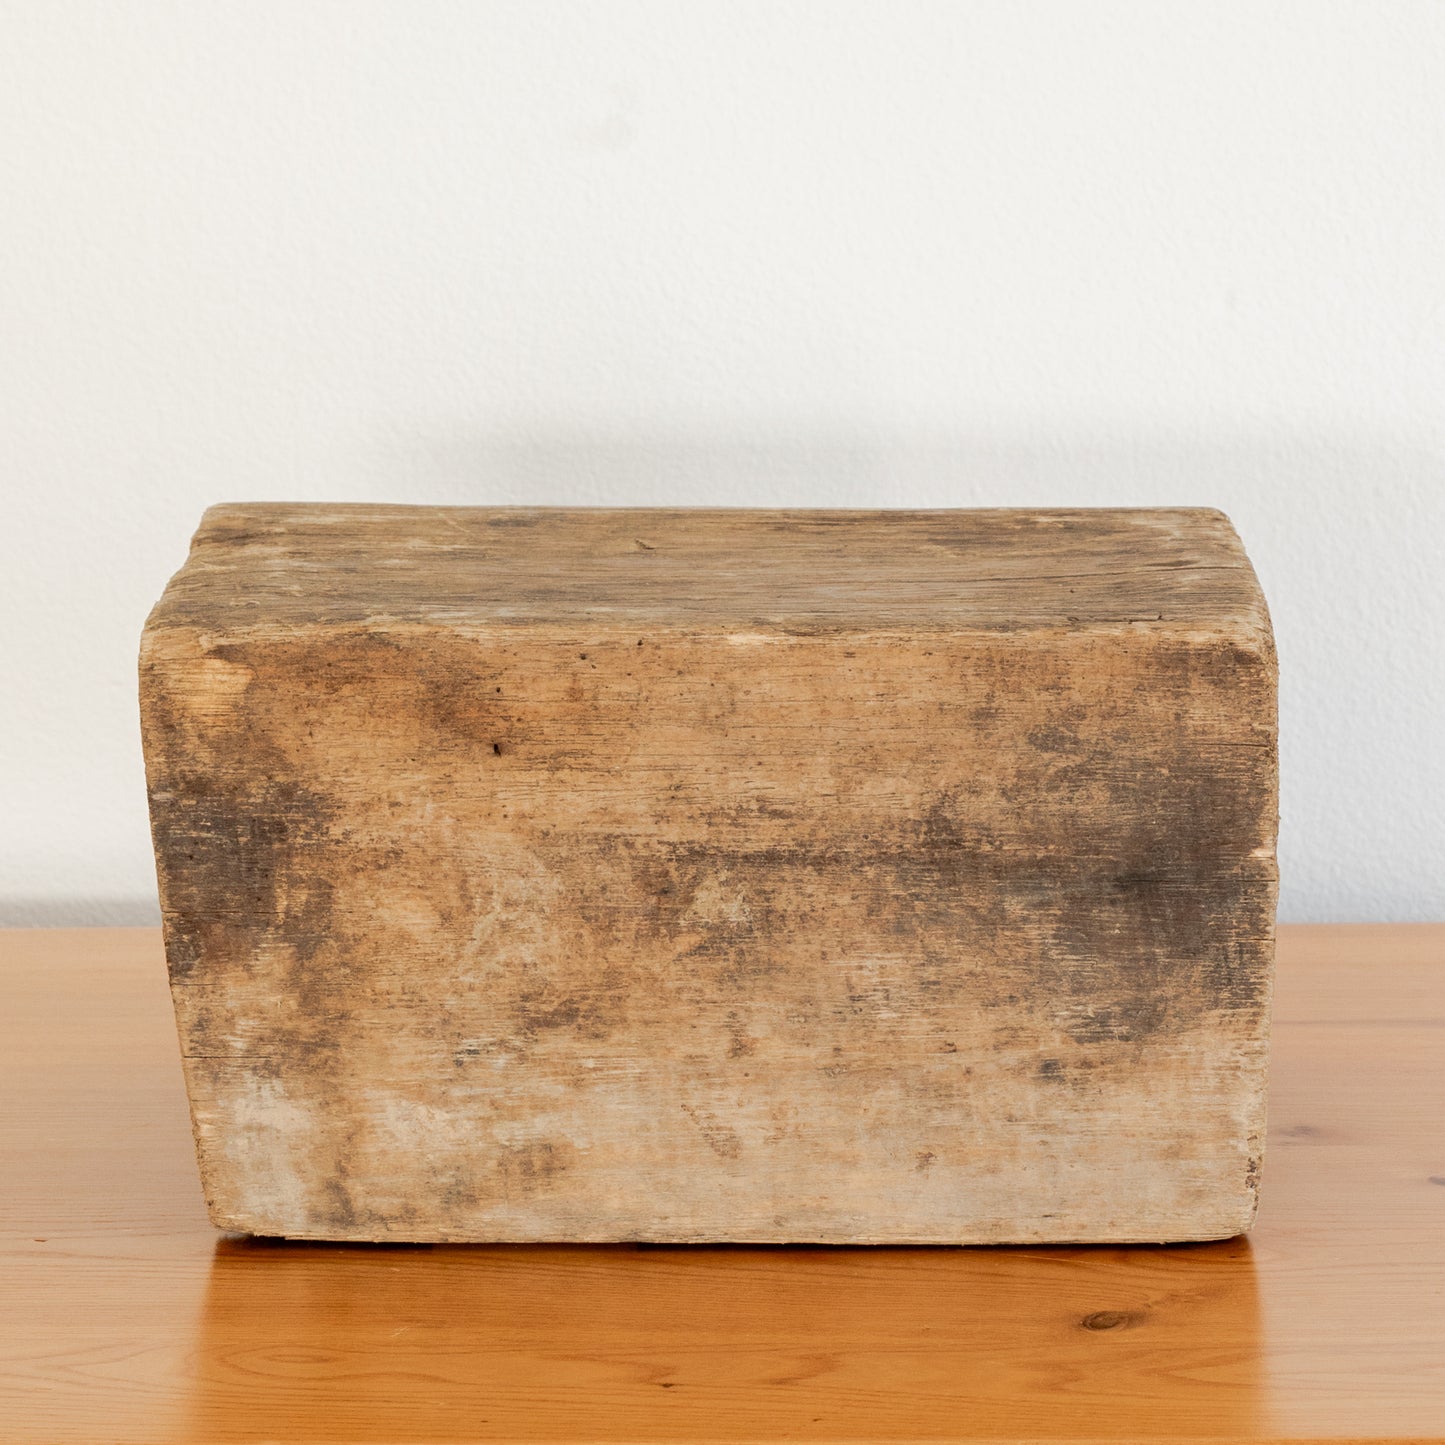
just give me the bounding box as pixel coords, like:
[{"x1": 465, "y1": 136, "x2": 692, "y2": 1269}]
[{"x1": 140, "y1": 505, "x2": 1278, "y2": 1244}]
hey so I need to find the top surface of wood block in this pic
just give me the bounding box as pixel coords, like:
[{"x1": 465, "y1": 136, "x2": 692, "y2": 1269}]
[{"x1": 147, "y1": 503, "x2": 1268, "y2": 636}]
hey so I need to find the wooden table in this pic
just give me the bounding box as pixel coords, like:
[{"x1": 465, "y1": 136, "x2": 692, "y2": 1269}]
[{"x1": 2, "y1": 926, "x2": 1443, "y2": 1444}]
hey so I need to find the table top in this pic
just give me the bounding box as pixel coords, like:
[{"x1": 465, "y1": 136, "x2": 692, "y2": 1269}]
[{"x1": 2, "y1": 925, "x2": 1443, "y2": 1444}]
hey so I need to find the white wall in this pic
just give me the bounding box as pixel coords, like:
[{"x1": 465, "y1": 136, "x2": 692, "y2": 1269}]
[{"x1": 2, "y1": 2, "x2": 1442, "y2": 925}]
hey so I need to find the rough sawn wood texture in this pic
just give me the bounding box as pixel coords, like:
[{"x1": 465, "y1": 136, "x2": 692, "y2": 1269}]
[{"x1": 139, "y1": 505, "x2": 1278, "y2": 1244}]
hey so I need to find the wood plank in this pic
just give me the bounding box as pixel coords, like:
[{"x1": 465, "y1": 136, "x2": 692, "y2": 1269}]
[
  {"x1": 140, "y1": 505, "x2": 1277, "y2": 1243},
  {"x1": 2, "y1": 924, "x2": 1443, "y2": 1442}
]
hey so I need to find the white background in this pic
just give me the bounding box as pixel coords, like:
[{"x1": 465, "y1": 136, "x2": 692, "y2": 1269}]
[{"x1": 2, "y1": 2, "x2": 1442, "y2": 924}]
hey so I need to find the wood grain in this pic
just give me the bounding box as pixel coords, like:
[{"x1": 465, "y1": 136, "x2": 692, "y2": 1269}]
[
  {"x1": 2, "y1": 925, "x2": 1444, "y2": 1442},
  {"x1": 139, "y1": 505, "x2": 1278, "y2": 1243}
]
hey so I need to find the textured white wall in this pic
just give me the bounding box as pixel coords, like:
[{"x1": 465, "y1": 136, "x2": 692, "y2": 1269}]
[{"x1": 2, "y1": 2, "x2": 1442, "y2": 924}]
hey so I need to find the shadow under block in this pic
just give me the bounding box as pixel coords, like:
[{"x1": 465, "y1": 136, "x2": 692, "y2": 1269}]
[{"x1": 139, "y1": 505, "x2": 1278, "y2": 1244}]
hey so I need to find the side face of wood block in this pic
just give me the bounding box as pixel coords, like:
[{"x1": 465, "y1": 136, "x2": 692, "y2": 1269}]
[{"x1": 140, "y1": 506, "x2": 1278, "y2": 1244}]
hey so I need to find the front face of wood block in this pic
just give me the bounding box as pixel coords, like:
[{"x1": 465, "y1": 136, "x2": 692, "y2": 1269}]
[{"x1": 141, "y1": 506, "x2": 1277, "y2": 1243}]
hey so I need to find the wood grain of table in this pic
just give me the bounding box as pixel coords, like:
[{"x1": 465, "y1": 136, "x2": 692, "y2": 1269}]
[{"x1": 1, "y1": 924, "x2": 1443, "y2": 1444}]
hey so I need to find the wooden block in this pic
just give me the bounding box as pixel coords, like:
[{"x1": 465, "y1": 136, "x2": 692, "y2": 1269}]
[{"x1": 140, "y1": 505, "x2": 1278, "y2": 1244}]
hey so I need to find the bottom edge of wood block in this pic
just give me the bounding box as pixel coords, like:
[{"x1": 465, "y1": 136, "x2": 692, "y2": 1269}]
[
  {"x1": 207, "y1": 1188, "x2": 1261, "y2": 1248},
  {"x1": 212, "y1": 1222, "x2": 1256, "y2": 1247}
]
